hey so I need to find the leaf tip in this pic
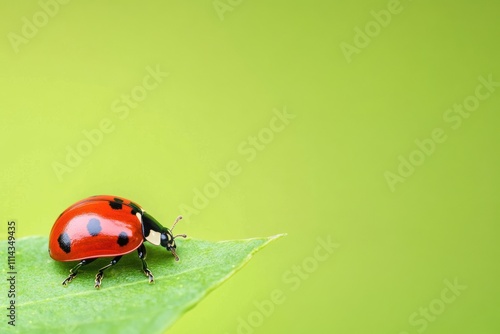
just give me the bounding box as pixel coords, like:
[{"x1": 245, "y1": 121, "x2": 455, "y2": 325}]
[
  {"x1": 259, "y1": 233, "x2": 287, "y2": 247},
  {"x1": 268, "y1": 233, "x2": 287, "y2": 241}
]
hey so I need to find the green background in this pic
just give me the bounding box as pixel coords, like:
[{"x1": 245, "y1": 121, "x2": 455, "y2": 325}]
[{"x1": 1, "y1": 1, "x2": 499, "y2": 333}]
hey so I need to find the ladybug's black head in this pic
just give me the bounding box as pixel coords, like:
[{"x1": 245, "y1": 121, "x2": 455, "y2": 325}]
[
  {"x1": 142, "y1": 213, "x2": 187, "y2": 261},
  {"x1": 161, "y1": 216, "x2": 187, "y2": 261}
]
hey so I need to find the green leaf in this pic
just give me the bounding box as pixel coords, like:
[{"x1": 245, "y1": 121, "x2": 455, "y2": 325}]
[{"x1": 0, "y1": 234, "x2": 284, "y2": 333}]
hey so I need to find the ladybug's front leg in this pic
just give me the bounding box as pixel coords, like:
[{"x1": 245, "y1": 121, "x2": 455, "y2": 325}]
[
  {"x1": 94, "y1": 256, "x2": 122, "y2": 289},
  {"x1": 137, "y1": 243, "x2": 154, "y2": 284},
  {"x1": 62, "y1": 258, "x2": 96, "y2": 286}
]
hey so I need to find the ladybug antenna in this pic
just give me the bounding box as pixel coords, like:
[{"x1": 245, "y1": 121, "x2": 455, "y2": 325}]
[
  {"x1": 171, "y1": 215, "x2": 182, "y2": 232},
  {"x1": 171, "y1": 216, "x2": 187, "y2": 239},
  {"x1": 167, "y1": 216, "x2": 186, "y2": 261}
]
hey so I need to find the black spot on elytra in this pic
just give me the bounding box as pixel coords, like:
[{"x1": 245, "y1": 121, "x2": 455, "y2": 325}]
[
  {"x1": 58, "y1": 232, "x2": 71, "y2": 253},
  {"x1": 87, "y1": 218, "x2": 102, "y2": 236},
  {"x1": 109, "y1": 200, "x2": 123, "y2": 210},
  {"x1": 117, "y1": 232, "x2": 129, "y2": 246},
  {"x1": 114, "y1": 197, "x2": 124, "y2": 203}
]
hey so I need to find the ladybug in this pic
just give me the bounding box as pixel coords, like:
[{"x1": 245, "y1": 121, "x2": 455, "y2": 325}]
[{"x1": 48, "y1": 195, "x2": 186, "y2": 288}]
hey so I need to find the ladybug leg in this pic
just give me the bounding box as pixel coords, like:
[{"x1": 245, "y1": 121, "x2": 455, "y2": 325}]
[
  {"x1": 94, "y1": 256, "x2": 122, "y2": 289},
  {"x1": 137, "y1": 243, "x2": 154, "y2": 284},
  {"x1": 62, "y1": 258, "x2": 96, "y2": 286}
]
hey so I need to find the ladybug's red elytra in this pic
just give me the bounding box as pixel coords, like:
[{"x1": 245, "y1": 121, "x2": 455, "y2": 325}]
[{"x1": 48, "y1": 195, "x2": 186, "y2": 288}]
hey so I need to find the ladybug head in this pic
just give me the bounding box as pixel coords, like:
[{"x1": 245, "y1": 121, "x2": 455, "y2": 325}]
[
  {"x1": 160, "y1": 216, "x2": 187, "y2": 261},
  {"x1": 142, "y1": 213, "x2": 187, "y2": 261}
]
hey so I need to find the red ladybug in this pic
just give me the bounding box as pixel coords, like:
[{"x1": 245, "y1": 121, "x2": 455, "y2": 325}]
[{"x1": 49, "y1": 195, "x2": 186, "y2": 288}]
